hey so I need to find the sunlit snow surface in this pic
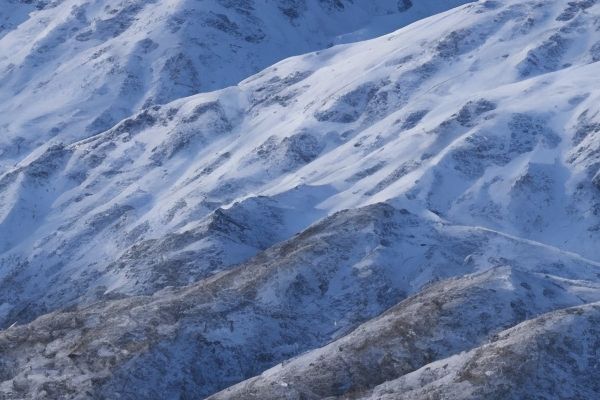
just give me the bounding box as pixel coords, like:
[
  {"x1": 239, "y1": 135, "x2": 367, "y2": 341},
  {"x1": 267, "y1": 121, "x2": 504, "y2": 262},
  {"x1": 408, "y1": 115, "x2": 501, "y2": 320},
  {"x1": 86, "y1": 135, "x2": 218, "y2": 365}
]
[
  {"x1": 0, "y1": 0, "x2": 470, "y2": 169},
  {"x1": 0, "y1": 0, "x2": 600, "y2": 399}
]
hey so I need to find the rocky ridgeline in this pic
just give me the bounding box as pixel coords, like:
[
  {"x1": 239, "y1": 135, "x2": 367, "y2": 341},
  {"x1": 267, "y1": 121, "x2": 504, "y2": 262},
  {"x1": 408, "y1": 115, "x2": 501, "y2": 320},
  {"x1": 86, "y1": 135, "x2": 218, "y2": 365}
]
[{"x1": 0, "y1": 0, "x2": 599, "y2": 398}]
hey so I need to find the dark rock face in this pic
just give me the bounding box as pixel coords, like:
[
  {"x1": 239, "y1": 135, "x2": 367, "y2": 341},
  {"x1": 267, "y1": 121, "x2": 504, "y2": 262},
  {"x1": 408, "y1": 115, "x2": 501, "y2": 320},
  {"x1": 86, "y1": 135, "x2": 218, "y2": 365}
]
[
  {"x1": 398, "y1": 0, "x2": 413, "y2": 12},
  {"x1": 315, "y1": 82, "x2": 382, "y2": 123}
]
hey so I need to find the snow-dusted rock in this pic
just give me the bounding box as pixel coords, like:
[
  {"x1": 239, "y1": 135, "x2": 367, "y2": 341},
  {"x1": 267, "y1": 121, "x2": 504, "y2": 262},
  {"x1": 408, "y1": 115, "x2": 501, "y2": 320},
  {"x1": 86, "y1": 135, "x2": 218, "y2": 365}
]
[
  {"x1": 0, "y1": 0, "x2": 600, "y2": 398},
  {"x1": 208, "y1": 267, "x2": 600, "y2": 400},
  {"x1": 1, "y1": 0, "x2": 600, "y2": 328},
  {"x1": 357, "y1": 302, "x2": 600, "y2": 399},
  {"x1": 1, "y1": 203, "x2": 600, "y2": 399}
]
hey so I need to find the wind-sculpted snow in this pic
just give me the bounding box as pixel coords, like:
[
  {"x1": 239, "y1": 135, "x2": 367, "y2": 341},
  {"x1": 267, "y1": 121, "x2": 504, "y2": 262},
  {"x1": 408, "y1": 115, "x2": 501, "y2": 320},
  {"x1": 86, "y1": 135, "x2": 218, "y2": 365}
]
[
  {"x1": 0, "y1": 0, "x2": 600, "y2": 398},
  {"x1": 0, "y1": 0, "x2": 472, "y2": 170}
]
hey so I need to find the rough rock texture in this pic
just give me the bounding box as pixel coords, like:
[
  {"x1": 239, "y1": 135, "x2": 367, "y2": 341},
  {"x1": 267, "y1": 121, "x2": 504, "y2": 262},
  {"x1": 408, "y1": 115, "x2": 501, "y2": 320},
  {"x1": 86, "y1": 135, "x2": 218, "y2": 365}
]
[
  {"x1": 1, "y1": 203, "x2": 600, "y2": 399},
  {"x1": 209, "y1": 267, "x2": 600, "y2": 400},
  {"x1": 355, "y1": 302, "x2": 600, "y2": 400},
  {"x1": 0, "y1": 0, "x2": 600, "y2": 398}
]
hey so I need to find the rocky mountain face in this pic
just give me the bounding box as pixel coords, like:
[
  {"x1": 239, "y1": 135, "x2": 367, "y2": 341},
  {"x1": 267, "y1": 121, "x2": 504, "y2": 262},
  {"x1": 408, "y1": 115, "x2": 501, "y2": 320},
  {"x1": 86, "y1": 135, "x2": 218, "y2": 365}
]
[
  {"x1": 210, "y1": 267, "x2": 600, "y2": 400},
  {"x1": 2, "y1": 205, "x2": 600, "y2": 399},
  {"x1": 0, "y1": 0, "x2": 600, "y2": 399}
]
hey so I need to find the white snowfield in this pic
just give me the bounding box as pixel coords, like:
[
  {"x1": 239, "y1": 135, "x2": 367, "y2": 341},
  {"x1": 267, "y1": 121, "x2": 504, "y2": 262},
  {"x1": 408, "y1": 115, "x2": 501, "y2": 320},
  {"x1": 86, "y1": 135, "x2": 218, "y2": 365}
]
[
  {"x1": 0, "y1": 0, "x2": 599, "y2": 399},
  {"x1": 0, "y1": 0, "x2": 471, "y2": 170}
]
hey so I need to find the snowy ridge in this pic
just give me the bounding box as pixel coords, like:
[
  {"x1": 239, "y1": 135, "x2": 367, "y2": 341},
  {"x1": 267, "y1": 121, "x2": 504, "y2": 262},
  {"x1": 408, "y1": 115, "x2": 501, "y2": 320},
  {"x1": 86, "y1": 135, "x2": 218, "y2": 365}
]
[
  {"x1": 356, "y1": 302, "x2": 600, "y2": 399},
  {"x1": 208, "y1": 267, "x2": 600, "y2": 399},
  {"x1": 0, "y1": 0, "x2": 472, "y2": 170},
  {"x1": 2, "y1": 204, "x2": 600, "y2": 399},
  {"x1": 0, "y1": 0, "x2": 599, "y2": 398},
  {"x1": 1, "y1": 0, "x2": 599, "y2": 325}
]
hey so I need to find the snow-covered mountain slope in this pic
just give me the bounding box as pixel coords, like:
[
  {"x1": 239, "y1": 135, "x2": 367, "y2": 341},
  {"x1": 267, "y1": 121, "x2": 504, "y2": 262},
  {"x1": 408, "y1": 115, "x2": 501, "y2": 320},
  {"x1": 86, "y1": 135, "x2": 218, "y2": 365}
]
[
  {"x1": 0, "y1": 0, "x2": 471, "y2": 170},
  {"x1": 209, "y1": 267, "x2": 600, "y2": 399},
  {"x1": 0, "y1": 0, "x2": 600, "y2": 398},
  {"x1": 355, "y1": 302, "x2": 600, "y2": 400},
  {"x1": 1, "y1": 0, "x2": 599, "y2": 327},
  {"x1": 1, "y1": 207, "x2": 600, "y2": 399}
]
